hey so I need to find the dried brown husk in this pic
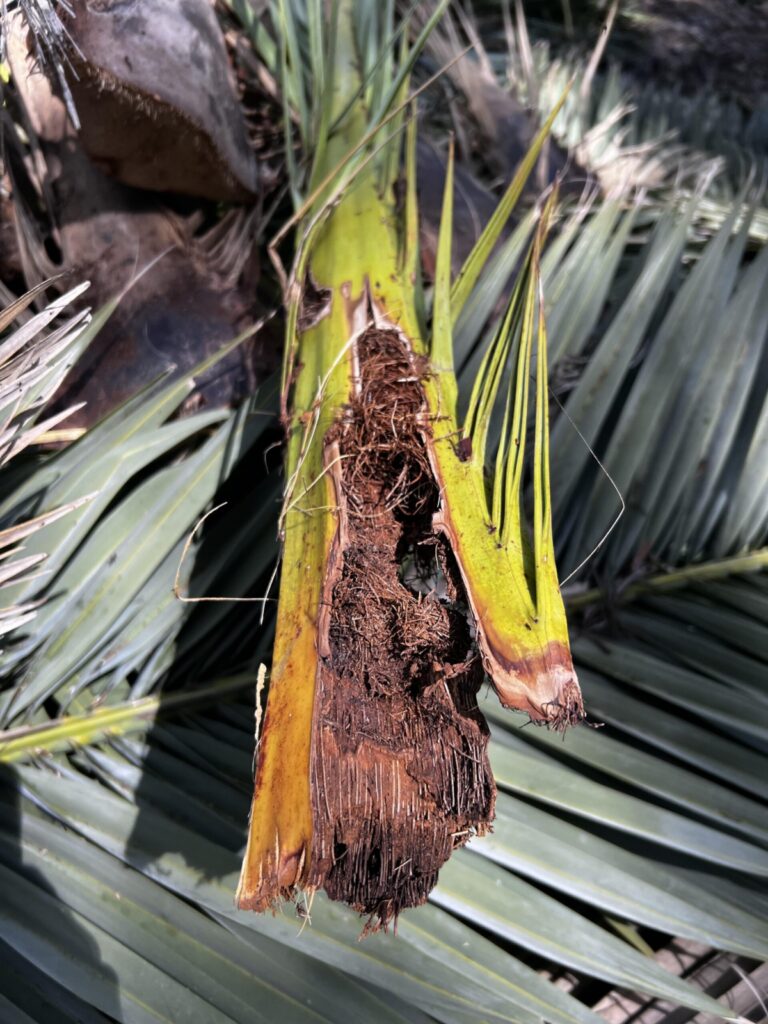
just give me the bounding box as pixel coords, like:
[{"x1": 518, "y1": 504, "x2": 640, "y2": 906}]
[{"x1": 307, "y1": 327, "x2": 494, "y2": 927}]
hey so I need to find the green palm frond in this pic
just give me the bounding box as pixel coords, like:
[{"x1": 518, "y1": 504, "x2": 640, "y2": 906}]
[
  {"x1": 0, "y1": 300, "x2": 274, "y2": 729},
  {"x1": 0, "y1": 281, "x2": 108, "y2": 639},
  {"x1": 423, "y1": 3, "x2": 768, "y2": 242},
  {"x1": 543, "y1": 192, "x2": 768, "y2": 580}
]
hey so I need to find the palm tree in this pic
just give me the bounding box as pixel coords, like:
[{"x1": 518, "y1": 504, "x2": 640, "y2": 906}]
[{"x1": 0, "y1": 2, "x2": 766, "y2": 1021}]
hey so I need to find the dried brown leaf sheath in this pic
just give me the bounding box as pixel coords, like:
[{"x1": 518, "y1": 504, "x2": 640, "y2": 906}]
[
  {"x1": 307, "y1": 329, "x2": 495, "y2": 925},
  {"x1": 238, "y1": 318, "x2": 496, "y2": 927}
]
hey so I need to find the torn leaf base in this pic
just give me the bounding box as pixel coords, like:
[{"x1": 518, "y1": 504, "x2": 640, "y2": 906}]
[
  {"x1": 237, "y1": 1, "x2": 581, "y2": 927},
  {"x1": 308, "y1": 326, "x2": 495, "y2": 926}
]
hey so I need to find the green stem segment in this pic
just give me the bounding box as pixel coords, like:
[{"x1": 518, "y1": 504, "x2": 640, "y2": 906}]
[
  {"x1": 567, "y1": 547, "x2": 768, "y2": 609},
  {"x1": 237, "y1": 0, "x2": 581, "y2": 916},
  {"x1": 0, "y1": 675, "x2": 257, "y2": 763}
]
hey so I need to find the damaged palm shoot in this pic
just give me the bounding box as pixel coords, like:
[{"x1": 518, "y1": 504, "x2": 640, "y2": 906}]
[
  {"x1": 428, "y1": 187, "x2": 584, "y2": 728},
  {"x1": 237, "y1": 0, "x2": 581, "y2": 928}
]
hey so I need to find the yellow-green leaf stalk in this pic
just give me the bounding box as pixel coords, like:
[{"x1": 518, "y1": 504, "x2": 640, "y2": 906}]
[
  {"x1": 426, "y1": 186, "x2": 583, "y2": 725},
  {"x1": 238, "y1": 0, "x2": 581, "y2": 920}
]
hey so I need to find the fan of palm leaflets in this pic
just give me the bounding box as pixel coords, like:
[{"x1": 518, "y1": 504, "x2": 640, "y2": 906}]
[
  {"x1": 0, "y1": 280, "x2": 120, "y2": 639},
  {"x1": 236, "y1": 0, "x2": 581, "y2": 925},
  {"x1": 0, "y1": 3, "x2": 767, "y2": 1022}
]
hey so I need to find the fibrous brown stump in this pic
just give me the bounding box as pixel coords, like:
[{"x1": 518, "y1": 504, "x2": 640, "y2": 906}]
[{"x1": 306, "y1": 327, "x2": 495, "y2": 928}]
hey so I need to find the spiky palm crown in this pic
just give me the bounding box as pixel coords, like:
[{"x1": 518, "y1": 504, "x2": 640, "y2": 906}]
[{"x1": 0, "y1": 2, "x2": 766, "y2": 1021}]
